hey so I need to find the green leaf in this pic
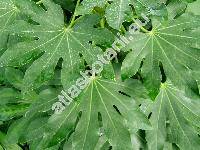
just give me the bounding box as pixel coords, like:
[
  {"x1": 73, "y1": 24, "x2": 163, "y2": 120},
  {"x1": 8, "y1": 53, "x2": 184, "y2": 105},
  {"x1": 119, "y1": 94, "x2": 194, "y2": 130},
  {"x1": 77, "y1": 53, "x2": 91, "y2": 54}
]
[
  {"x1": 146, "y1": 82, "x2": 200, "y2": 150},
  {"x1": 0, "y1": 0, "x2": 18, "y2": 53},
  {"x1": 105, "y1": 0, "x2": 132, "y2": 30},
  {"x1": 20, "y1": 117, "x2": 48, "y2": 143},
  {"x1": 78, "y1": 0, "x2": 167, "y2": 29},
  {"x1": 0, "y1": 131, "x2": 22, "y2": 150},
  {"x1": 166, "y1": 0, "x2": 187, "y2": 19},
  {"x1": 0, "y1": 103, "x2": 29, "y2": 121},
  {"x1": 193, "y1": 71, "x2": 200, "y2": 93},
  {"x1": 0, "y1": 88, "x2": 21, "y2": 105},
  {"x1": 53, "y1": 0, "x2": 75, "y2": 12},
  {"x1": 5, "y1": 88, "x2": 59, "y2": 144},
  {"x1": 5, "y1": 67, "x2": 24, "y2": 89},
  {"x1": 0, "y1": 87, "x2": 30, "y2": 122},
  {"x1": 0, "y1": 0, "x2": 115, "y2": 91},
  {"x1": 186, "y1": 0, "x2": 200, "y2": 15},
  {"x1": 0, "y1": 0, "x2": 200, "y2": 149},
  {"x1": 0, "y1": 0, "x2": 39, "y2": 53},
  {"x1": 121, "y1": 13, "x2": 200, "y2": 97},
  {"x1": 36, "y1": 78, "x2": 150, "y2": 149}
]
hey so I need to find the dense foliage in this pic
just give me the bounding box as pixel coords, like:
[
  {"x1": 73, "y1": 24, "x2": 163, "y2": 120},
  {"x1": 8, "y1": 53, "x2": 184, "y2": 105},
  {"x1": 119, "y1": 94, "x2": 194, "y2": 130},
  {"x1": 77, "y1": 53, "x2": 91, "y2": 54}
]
[{"x1": 0, "y1": 0, "x2": 200, "y2": 149}]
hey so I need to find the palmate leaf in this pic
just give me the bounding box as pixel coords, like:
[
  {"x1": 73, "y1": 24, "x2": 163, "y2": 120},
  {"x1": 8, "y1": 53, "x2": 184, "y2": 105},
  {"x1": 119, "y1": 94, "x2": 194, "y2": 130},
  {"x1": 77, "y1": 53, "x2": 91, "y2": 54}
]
[
  {"x1": 78, "y1": 0, "x2": 167, "y2": 29},
  {"x1": 35, "y1": 78, "x2": 151, "y2": 150},
  {"x1": 146, "y1": 81, "x2": 200, "y2": 150},
  {"x1": 121, "y1": 13, "x2": 200, "y2": 98},
  {"x1": 0, "y1": 0, "x2": 114, "y2": 91},
  {"x1": 0, "y1": 0, "x2": 39, "y2": 54},
  {"x1": 0, "y1": 0, "x2": 199, "y2": 150}
]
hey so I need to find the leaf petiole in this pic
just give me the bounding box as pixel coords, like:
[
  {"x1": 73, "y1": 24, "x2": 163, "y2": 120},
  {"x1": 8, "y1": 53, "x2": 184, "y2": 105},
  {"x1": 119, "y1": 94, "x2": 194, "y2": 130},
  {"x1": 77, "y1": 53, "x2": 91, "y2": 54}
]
[{"x1": 68, "y1": 0, "x2": 81, "y2": 28}]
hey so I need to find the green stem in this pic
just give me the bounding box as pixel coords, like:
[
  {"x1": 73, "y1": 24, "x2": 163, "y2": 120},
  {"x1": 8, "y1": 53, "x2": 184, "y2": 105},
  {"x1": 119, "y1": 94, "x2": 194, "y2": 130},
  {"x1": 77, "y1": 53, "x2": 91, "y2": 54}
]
[
  {"x1": 69, "y1": 0, "x2": 81, "y2": 28},
  {"x1": 100, "y1": 18, "x2": 105, "y2": 28},
  {"x1": 121, "y1": 25, "x2": 126, "y2": 34},
  {"x1": 132, "y1": 18, "x2": 149, "y2": 33}
]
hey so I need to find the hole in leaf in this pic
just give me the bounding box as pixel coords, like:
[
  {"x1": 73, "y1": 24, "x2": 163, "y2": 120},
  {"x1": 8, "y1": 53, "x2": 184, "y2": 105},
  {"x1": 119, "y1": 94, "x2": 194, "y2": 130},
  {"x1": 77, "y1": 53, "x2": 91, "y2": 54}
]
[
  {"x1": 113, "y1": 105, "x2": 121, "y2": 115},
  {"x1": 148, "y1": 112, "x2": 152, "y2": 119},
  {"x1": 98, "y1": 112, "x2": 103, "y2": 127},
  {"x1": 159, "y1": 62, "x2": 166, "y2": 83},
  {"x1": 79, "y1": 53, "x2": 83, "y2": 57},
  {"x1": 118, "y1": 91, "x2": 131, "y2": 97}
]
